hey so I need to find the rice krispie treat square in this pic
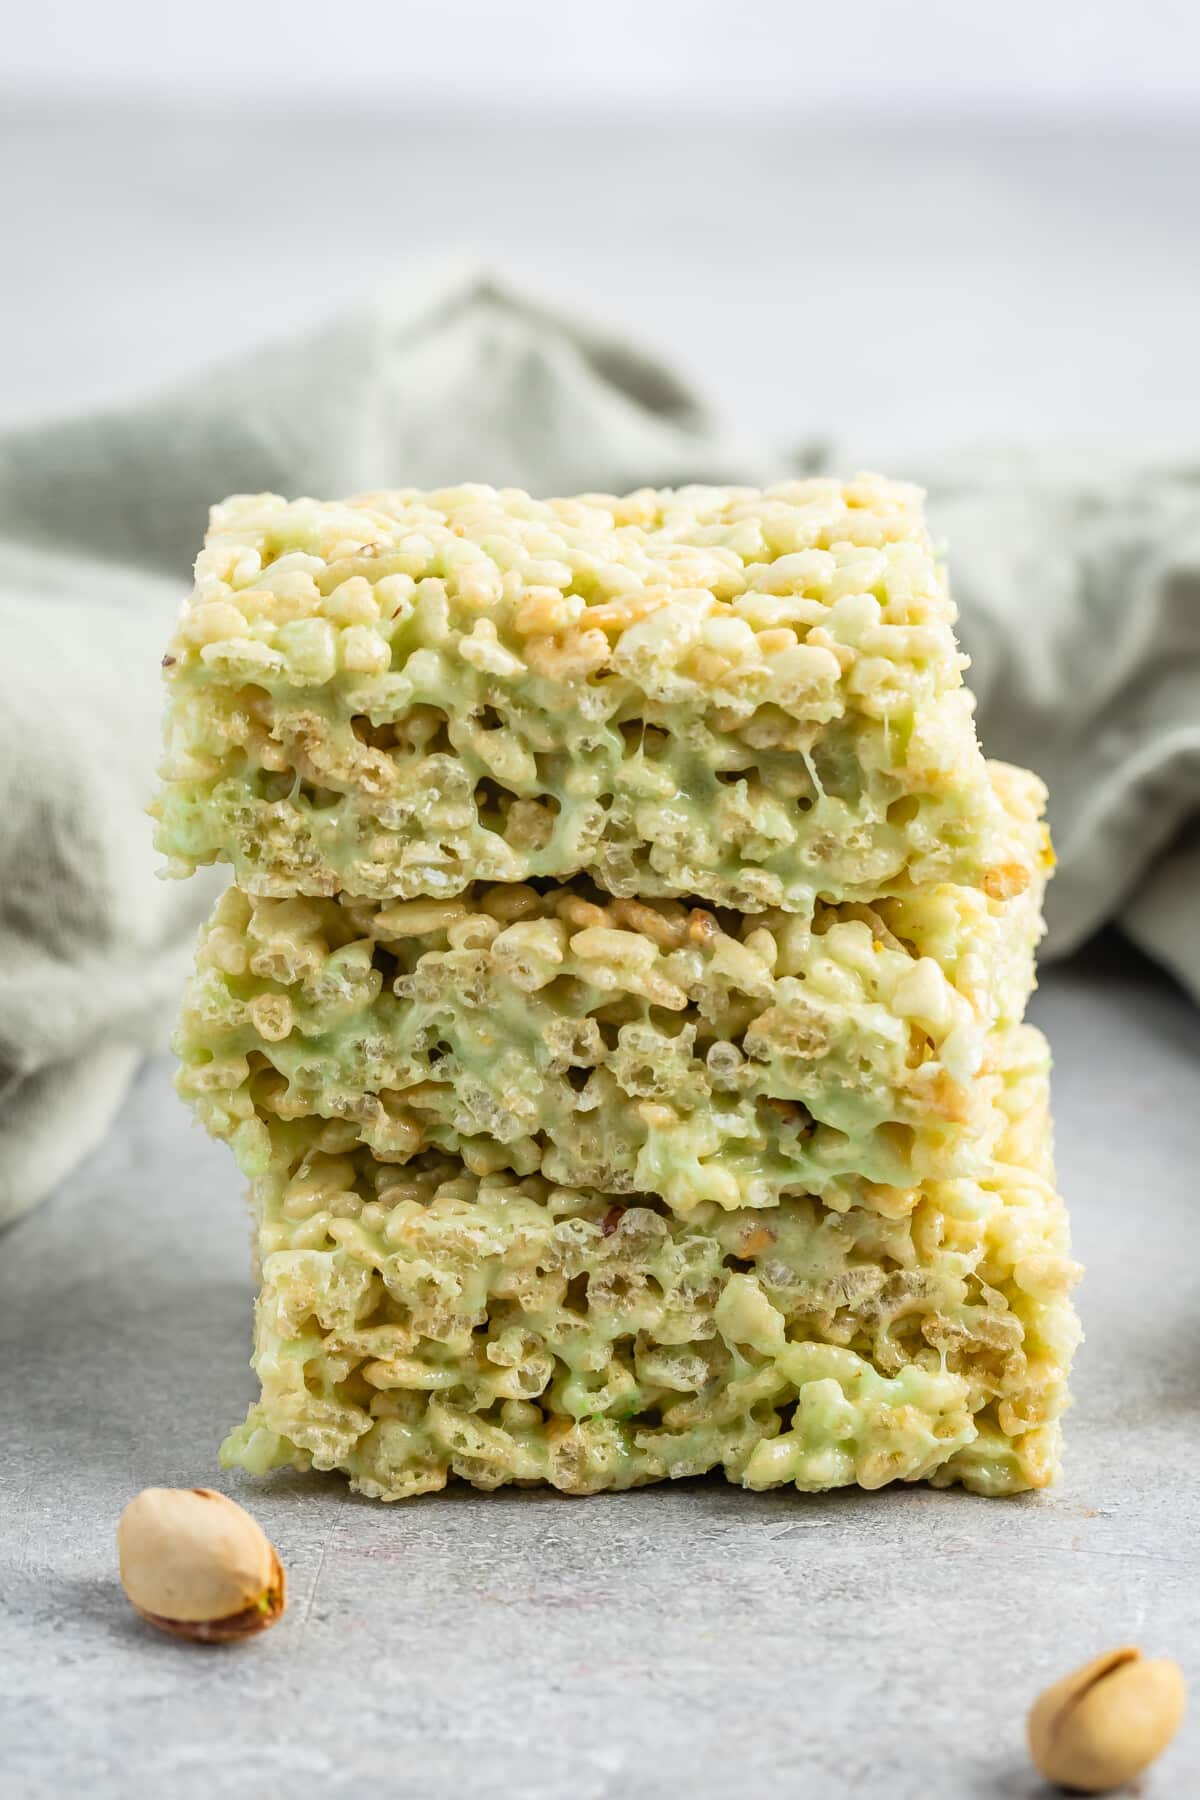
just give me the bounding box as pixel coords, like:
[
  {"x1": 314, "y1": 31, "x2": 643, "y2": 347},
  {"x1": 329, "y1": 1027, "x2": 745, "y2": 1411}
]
[
  {"x1": 154, "y1": 476, "x2": 1031, "y2": 912},
  {"x1": 175, "y1": 768, "x2": 1050, "y2": 1216},
  {"x1": 220, "y1": 1035, "x2": 1078, "y2": 1502}
]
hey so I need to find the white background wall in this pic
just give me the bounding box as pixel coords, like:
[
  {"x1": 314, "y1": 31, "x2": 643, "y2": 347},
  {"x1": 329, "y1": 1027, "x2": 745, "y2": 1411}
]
[
  {"x1": 3, "y1": 2, "x2": 1198, "y2": 450},
  {"x1": 8, "y1": 0, "x2": 1200, "y2": 111}
]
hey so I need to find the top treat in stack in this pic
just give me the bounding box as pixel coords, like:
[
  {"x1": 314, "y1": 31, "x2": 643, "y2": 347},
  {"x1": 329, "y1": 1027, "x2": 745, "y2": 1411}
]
[{"x1": 153, "y1": 476, "x2": 1035, "y2": 911}]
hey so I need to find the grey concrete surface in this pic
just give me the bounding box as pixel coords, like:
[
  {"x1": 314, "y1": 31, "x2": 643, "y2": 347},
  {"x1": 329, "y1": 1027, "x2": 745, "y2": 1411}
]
[{"x1": 2, "y1": 937, "x2": 1199, "y2": 1799}]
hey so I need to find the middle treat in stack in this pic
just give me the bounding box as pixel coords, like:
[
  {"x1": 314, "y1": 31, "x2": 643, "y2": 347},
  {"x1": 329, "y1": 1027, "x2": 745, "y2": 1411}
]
[{"x1": 162, "y1": 475, "x2": 1077, "y2": 1503}]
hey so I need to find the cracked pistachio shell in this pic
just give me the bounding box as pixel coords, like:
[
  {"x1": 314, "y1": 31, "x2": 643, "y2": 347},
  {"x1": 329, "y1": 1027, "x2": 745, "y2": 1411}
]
[
  {"x1": 1028, "y1": 1646, "x2": 1186, "y2": 1793},
  {"x1": 117, "y1": 1487, "x2": 285, "y2": 1642}
]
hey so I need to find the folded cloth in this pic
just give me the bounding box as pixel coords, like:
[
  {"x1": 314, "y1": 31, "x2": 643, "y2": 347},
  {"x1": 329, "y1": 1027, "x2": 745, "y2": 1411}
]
[
  {"x1": 901, "y1": 445, "x2": 1200, "y2": 976},
  {"x1": 1, "y1": 263, "x2": 1197, "y2": 1224}
]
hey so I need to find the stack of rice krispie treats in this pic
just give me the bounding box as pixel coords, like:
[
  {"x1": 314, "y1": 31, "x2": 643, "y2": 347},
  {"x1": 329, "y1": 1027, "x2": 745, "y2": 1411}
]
[{"x1": 156, "y1": 475, "x2": 1080, "y2": 1501}]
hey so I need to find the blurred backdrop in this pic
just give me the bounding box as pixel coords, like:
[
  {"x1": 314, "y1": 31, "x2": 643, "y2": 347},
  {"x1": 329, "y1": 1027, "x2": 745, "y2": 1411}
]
[{"x1": 4, "y1": 0, "x2": 1200, "y2": 449}]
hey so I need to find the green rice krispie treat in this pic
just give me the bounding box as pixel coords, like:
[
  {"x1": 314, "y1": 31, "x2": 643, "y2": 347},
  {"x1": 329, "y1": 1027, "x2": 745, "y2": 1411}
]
[
  {"x1": 154, "y1": 476, "x2": 1034, "y2": 911},
  {"x1": 220, "y1": 1036, "x2": 1079, "y2": 1501},
  {"x1": 176, "y1": 770, "x2": 1049, "y2": 1214}
]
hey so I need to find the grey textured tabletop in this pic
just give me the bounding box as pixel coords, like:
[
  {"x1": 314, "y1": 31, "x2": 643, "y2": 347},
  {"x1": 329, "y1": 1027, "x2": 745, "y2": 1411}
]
[{"x1": 3, "y1": 936, "x2": 1199, "y2": 1799}]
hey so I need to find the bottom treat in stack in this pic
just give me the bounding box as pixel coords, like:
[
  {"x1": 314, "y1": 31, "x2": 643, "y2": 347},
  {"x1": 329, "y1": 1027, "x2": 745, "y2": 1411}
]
[{"x1": 217, "y1": 1023, "x2": 1078, "y2": 1500}]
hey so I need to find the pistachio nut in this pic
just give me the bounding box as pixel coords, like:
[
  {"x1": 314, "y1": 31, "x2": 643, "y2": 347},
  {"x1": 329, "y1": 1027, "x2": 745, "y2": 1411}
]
[
  {"x1": 117, "y1": 1487, "x2": 286, "y2": 1642},
  {"x1": 1028, "y1": 1645, "x2": 1186, "y2": 1793}
]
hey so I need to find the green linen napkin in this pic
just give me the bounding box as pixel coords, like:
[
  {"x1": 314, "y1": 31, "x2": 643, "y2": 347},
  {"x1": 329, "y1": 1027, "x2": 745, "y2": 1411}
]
[{"x1": 1, "y1": 266, "x2": 1196, "y2": 1225}]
